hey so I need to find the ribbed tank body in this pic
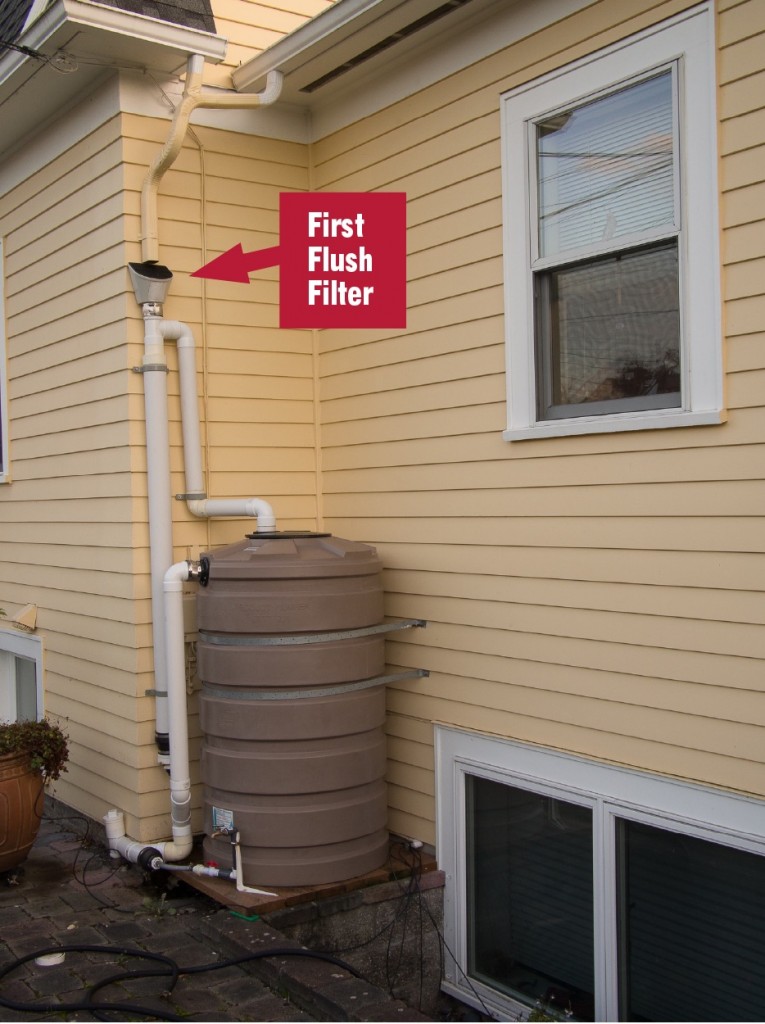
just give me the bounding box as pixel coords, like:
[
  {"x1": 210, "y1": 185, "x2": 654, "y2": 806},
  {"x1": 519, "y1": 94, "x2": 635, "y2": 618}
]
[{"x1": 197, "y1": 533, "x2": 389, "y2": 887}]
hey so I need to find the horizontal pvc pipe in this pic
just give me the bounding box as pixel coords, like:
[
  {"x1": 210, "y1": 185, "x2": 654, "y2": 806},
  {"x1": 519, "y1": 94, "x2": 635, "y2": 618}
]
[{"x1": 159, "y1": 319, "x2": 277, "y2": 532}]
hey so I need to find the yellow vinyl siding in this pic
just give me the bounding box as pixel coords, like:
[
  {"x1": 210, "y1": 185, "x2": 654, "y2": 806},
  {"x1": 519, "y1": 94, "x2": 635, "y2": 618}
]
[
  {"x1": 0, "y1": 111, "x2": 146, "y2": 827},
  {"x1": 1, "y1": 105, "x2": 316, "y2": 837},
  {"x1": 309, "y1": 0, "x2": 765, "y2": 844}
]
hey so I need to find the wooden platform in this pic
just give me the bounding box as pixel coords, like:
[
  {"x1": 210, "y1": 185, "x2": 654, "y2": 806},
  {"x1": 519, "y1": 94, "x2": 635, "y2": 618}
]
[{"x1": 179, "y1": 840, "x2": 438, "y2": 916}]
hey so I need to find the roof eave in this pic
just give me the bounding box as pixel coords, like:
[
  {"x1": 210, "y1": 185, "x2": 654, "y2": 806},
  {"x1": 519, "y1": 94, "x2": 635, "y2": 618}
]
[
  {"x1": 232, "y1": 0, "x2": 386, "y2": 93},
  {"x1": 0, "y1": 0, "x2": 226, "y2": 91}
]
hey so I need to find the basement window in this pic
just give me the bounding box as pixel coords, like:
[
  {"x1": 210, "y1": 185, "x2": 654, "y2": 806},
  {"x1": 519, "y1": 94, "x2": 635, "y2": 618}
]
[
  {"x1": 0, "y1": 629, "x2": 43, "y2": 722},
  {"x1": 437, "y1": 727, "x2": 765, "y2": 1021}
]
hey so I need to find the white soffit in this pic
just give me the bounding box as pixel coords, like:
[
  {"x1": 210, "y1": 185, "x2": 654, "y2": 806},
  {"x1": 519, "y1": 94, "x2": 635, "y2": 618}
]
[{"x1": 0, "y1": 0, "x2": 226, "y2": 160}]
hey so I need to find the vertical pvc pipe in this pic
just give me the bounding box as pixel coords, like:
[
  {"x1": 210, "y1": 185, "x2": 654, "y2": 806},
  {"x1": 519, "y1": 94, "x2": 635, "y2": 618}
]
[{"x1": 142, "y1": 312, "x2": 173, "y2": 755}]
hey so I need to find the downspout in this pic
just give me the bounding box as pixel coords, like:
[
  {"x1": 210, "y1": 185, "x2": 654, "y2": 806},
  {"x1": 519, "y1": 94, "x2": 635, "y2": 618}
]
[
  {"x1": 142, "y1": 54, "x2": 283, "y2": 263},
  {"x1": 107, "y1": 55, "x2": 284, "y2": 865},
  {"x1": 136, "y1": 56, "x2": 283, "y2": 755}
]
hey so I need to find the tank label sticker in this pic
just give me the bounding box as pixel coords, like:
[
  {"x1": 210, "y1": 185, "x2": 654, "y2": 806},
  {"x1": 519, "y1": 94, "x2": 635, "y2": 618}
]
[{"x1": 211, "y1": 806, "x2": 235, "y2": 831}]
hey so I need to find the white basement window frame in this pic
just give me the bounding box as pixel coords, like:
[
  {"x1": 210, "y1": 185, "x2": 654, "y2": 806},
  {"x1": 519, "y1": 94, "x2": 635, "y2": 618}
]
[
  {"x1": 0, "y1": 238, "x2": 8, "y2": 481},
  {"x1": 501, "y1": 2, "x2": 723, "y2": 440},
  {"x1": 436, "y1": 725, "x2": 765, "y2": 1021},
  {"x1": 0, "y1": 627, "x2": 44, "y2": 722}
]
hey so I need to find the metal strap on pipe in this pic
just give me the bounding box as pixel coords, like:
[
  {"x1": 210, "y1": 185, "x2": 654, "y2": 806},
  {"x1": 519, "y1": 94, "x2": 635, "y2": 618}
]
[
  {"x1": 201, "y1": 668, "x2": 429, "y2": 701},
  {"x1": 198, "y1": 618, "x2": 426, "y2": 647}
]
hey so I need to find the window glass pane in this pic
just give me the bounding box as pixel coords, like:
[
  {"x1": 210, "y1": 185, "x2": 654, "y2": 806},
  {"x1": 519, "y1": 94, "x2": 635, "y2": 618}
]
[
  {"x1": 14, "y1": 655, "x2": 38, "y2": 721},
  {"x1": 618, "y1": 819, "x2": 765, "y2": 1022},
  {"x1": 466, "y1": 775, "x2": 595, "y2": 1019},
  {"x1": 537, "y1": 241, "x2": 681, "y2": 416},
  {"x1": 537, "y1": 71, "x2": 675, "y2": 259}
]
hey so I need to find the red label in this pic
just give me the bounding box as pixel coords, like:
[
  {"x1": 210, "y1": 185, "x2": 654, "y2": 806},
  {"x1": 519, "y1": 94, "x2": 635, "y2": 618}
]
[{"x1": 279, "y1": 192, "x2": 406, "y2": 329}]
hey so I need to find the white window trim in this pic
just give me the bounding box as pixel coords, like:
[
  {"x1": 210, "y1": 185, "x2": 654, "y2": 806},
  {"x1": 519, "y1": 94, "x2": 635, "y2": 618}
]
[
  {"x1": 501, "y1": 2, "x2": 723, "y2": 440},
  {"x1": 0, "y1": 238, "x2": 8, "y2": 482},
  {"x1": 436, "y1": 725, "x2": 765, "y2": 1021},
  {"x1": 0, "y1": 626, "x2": 44, "y2": 721}
]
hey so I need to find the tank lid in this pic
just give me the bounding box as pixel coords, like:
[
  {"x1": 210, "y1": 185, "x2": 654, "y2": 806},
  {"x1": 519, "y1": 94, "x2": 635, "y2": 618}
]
[
  {"x1": 244, "y1": 531, "x2": 331, "y2": 540},
  {"x1": 201, "y1": 532, "x2": 381, "y2": 580}
]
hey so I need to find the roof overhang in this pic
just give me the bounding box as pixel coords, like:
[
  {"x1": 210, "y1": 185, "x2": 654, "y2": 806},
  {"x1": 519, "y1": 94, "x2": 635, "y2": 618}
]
[
  {"x1": 232, "y1": 0, "x2": 487, "y2": 105},
  {"x1": 0, "y1": 0, "x2": 226, "y2": 159}
]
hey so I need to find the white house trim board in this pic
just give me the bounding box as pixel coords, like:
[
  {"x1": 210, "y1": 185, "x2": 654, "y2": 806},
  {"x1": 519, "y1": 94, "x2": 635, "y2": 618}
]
[{"x1": 501, "y1": 1, "x2": 723, "y2": 441}]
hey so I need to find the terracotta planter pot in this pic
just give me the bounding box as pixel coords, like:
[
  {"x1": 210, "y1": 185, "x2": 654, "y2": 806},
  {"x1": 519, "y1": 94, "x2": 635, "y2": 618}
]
[{"x1": 0, "y1": 750, "x2": 44, "y2": 872}]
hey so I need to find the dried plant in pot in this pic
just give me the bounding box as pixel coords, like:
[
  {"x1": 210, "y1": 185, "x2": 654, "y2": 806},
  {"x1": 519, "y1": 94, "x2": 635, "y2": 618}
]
[{"x1": 0, "y1": 718, "x2": 69, "y2": 872}]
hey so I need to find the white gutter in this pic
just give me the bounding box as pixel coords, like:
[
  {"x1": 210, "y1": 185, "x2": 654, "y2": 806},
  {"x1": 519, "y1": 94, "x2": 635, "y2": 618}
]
[{"x1": 232, "y1": 0, "x2": 387, "y2": 93}]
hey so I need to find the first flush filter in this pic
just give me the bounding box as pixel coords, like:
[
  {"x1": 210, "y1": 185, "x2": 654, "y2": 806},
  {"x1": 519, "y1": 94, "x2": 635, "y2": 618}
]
[{"x1": 197, "y1": 532, "x2": 389, "y2": 887}]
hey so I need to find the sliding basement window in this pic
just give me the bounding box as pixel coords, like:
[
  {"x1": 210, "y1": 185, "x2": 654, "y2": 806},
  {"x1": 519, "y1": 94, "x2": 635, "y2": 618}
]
[{"x1": 437, "y1": 727, "x2": 765, "y2": 1021}]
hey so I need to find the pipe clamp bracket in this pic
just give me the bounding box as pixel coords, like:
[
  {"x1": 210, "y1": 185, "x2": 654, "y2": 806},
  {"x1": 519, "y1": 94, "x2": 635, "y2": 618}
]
[{"x1": 132, "y1": 364, "x2": 169, "y2": 373}]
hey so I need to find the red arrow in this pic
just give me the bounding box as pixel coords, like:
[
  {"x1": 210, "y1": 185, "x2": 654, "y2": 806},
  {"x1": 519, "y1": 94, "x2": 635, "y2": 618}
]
[{"x1": 190, "y1": 244, "x2": 281, "y2": 283}]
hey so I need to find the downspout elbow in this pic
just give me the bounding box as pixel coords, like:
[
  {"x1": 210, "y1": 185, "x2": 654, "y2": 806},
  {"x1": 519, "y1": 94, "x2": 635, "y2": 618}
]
[
  {"x1": 258, "y1": 69, "x2": 283, "y2": 106},
  {"x1": 186, "y1": 497, "x2": 276, "y2": 531}
]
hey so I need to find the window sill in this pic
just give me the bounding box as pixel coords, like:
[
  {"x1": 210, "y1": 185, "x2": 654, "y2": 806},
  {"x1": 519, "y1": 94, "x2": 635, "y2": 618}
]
[{"x1": 503, "y1": 408, "x2": 725, "y2": 441}]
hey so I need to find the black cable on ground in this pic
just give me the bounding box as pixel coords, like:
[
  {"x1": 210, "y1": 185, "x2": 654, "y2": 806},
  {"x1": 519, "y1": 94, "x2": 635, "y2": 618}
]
[
  {"x1": 0, "y1": 942, "x2": 364, "y2": 1020},
  {"x1": 41, "y1": 812, "x2": 136, "y2": 913}
]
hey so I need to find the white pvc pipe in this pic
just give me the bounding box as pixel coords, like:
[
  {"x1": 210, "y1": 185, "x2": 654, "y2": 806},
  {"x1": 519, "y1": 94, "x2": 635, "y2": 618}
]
[
  {"x1": 142, "y1": 315, "x2": 174, "y2": 752},
  {"x1": 121, "y1": 49, "x2": 284, "y2": 870},
  {"x1": 103, "y1": 563, "x2": 196, "y2": 865},
  {"x1": 173, "y1": 325, "x2": 205, "y2": 498},
  {"x1": 135, "y1": 312, "x2": 277, "y2": 862},
  {"x1": 160, "y1": 319, "x2": 277, "y2": 531},
  {"x1": 161, "y1": 560, "x2": 194, "y2": 861},
  {"x1": 187, "y1": 497, "x2": 276, "y2": 528},
  {"x1": 103, "y1": 808, "x2": 168, "y2": 865}
]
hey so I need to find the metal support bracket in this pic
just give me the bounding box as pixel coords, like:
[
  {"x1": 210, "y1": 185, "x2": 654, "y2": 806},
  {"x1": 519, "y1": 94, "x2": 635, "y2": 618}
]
[
  {"x1": 199, "y1": 618, "x2": 427, "y2": 648},
  {"x1": 132, "y1": 364, "x2": 169, "y2": 373},
  {"x1": 202, "y1": 667, "x2": 429, "y2": 703}
]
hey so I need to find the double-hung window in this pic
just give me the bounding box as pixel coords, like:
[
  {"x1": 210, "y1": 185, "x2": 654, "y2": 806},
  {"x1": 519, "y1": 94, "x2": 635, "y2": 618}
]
[
  {"x1": 437, "y1": 727, "x2": 765, "y2": 1021},
  {"x1": 502, "y1": 4, "x2": 722, "y2": 439}
]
